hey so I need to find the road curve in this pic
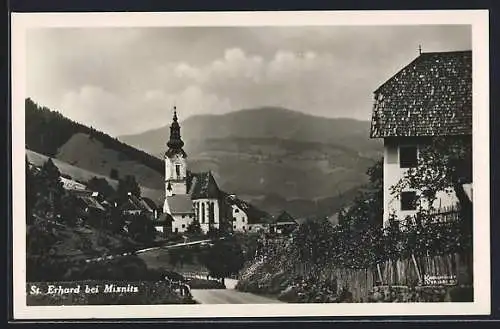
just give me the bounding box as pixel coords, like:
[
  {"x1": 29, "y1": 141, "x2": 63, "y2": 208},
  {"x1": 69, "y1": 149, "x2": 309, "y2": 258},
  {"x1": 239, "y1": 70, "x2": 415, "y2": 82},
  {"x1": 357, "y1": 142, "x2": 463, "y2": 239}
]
[{"x1": 190, "y1": 289, "x2": 283, "y2": 304}]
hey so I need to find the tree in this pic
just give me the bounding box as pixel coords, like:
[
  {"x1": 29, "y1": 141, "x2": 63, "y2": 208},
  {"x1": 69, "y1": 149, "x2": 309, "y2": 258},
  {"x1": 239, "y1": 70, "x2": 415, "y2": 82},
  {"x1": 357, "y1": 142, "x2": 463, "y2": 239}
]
[
  {"x1": 391, "y1": 136, "x2": 473, "y2": 283},
  {"x1": 391, "y1": 136, "x2": 472, "y2": 228},
  {"x1": 105, "y1": 203, "x2": 126, "y2": 233},
  {"x1": 292, "y1": 218, "x2": 335, "y2": 266},
  {"x1": 35, "y1": 158, "x2": 65, "y2": 219},
  {"x1": 60, "y1": 193, "x2": 80, "y2": 227},
  {"x1": 87, "y1": 176, "x2": 115, "y2": 200},
  {"x1": 116, "y1": 175, "x2": 141, "y2": 201},
  {"x1": 127, "y1": 213, "x2": 156, "y2": 244},
  {"x1": 26, "y1": 157, "x2": 37, "y2": 223},
  {"x1": 185, "y1": 220, "x2": 203, "y2": 237},
  {"x1": 338, "y1": 158, "x2": 383, "y2": 230},
  {"x1": 199, "y1": 238, "x2": 245, "y2": 283}
]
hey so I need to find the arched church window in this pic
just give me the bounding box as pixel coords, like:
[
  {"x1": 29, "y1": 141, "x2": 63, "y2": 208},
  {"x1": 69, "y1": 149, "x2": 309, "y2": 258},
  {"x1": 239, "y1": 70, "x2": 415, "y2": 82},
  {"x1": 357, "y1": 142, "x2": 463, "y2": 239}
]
[
  {"x1": 175, "y1": 164, "x2": 181, "y2": 178},
  {"x1": 209, "y1": 202, "x2": 215, "y2": 223},
  {"x1": 201, "y1": 203, "x2": 205, "y2": 224}
]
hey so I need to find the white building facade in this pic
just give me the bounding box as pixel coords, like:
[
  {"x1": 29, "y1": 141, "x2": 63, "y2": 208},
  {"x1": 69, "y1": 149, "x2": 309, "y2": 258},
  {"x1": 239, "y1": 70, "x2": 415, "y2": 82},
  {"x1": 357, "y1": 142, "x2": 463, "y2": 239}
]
[
  {"x1": 231, "y1": 203, "x2": 248, "y2": 232},
  {"x1": 370, "y1": 51, "x2": 473, "y2": 228},
  {"x1": 382, "y1": 138, "x2": 462, "y2": 226}
]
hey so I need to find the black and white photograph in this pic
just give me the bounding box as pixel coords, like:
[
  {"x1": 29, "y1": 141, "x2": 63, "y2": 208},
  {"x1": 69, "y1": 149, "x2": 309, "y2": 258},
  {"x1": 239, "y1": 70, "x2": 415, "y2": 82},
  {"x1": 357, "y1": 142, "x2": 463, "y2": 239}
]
[{"x1": 11, "y1": 10, "x2": 490, "y2": 319}]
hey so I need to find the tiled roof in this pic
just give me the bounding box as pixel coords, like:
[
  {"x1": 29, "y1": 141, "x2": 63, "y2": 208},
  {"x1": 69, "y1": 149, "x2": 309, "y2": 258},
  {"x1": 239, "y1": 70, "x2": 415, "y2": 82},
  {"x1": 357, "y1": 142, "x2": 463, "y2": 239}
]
[
  {"x1": 188, "y1": 171, "x2": 220, "y2": 200},
  {"x1": 166, "y1": 194, "x2": 194, "y2": 214},
  {"x1": 370, "y1": 51, "x2": 472, "y2": 138},
  {"x1": 225, "y1": 193, "x2": 270, "y2": 224},
  {"x1": 156, "y1": 212, "x2": 174, "y2": 224},
  {"x1": 275, "y1": 211, "x2": 297, "y2": 224},
  {"x1": 78, "y1": 196, "x2": 106, "y2": 211},
  {"x1": 141, "y1": 197, "x2": 159, "y2": 211}
]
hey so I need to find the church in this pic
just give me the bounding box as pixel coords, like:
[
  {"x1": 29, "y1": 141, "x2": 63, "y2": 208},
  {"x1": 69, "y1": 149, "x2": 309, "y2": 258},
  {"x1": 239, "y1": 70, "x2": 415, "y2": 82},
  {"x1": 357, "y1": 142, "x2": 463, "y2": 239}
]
[{"x1": 162, "y1": 107, "x2": 230, "y2": 234}]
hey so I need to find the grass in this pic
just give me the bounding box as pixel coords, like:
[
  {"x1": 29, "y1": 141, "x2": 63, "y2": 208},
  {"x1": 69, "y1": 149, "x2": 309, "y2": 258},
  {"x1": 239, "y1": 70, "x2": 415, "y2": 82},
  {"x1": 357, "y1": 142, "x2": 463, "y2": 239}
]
[{"x1": 26, "y1": 149, "x2": 164, "y2": 205}]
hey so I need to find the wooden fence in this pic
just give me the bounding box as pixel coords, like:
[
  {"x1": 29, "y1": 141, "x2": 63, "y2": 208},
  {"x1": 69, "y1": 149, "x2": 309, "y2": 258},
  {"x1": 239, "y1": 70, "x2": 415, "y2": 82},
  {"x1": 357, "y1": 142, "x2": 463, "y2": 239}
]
[{"x1": 291, "y1": 252, "x2": 472, "y2": 302}]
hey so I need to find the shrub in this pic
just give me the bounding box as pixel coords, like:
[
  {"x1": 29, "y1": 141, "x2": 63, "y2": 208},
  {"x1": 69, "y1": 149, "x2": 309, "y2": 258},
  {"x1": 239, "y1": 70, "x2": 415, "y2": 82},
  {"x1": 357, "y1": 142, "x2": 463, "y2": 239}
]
[{"x1": 187, "y1": 278, "x2": 226, "y2": 289}]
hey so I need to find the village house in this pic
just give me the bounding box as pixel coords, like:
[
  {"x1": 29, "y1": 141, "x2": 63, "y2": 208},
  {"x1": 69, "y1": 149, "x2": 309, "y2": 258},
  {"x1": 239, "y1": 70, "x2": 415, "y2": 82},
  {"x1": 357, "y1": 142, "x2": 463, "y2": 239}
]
[
  {"x1": 225, "y1": 194, "x2": 271, "y2": 233},
  {"x1": 120, "y1": 192, "x2": 158, "y2": 219},
  {"x1": 370, "y1": 50, "x2": 473, "y2": 227},
  {"x1": 270, "y1": 211, "x2": 298, "y2": 234},
  {"x1": 153, "y1": 212, "x2": 174, "y2": 237}
]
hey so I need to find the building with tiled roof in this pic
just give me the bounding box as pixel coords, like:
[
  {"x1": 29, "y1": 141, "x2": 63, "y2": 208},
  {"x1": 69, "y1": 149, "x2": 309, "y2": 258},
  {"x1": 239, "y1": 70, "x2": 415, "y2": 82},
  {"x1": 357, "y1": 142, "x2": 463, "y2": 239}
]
[
  {"x1": 153, "y1": 212, "x2": 174, "y2": 237},
  {"x1": 370, "y1": 51, "x2": 472, "y2": 138},
  {"x1": 225, "y1": 193, "x2": 271, "y2": 232},
  {"x1": 369, "y1": 50, "x2": 472, "y2": 227},
  {"x1": 270, "y1": 211, "x2": 298, "y2": 234}
]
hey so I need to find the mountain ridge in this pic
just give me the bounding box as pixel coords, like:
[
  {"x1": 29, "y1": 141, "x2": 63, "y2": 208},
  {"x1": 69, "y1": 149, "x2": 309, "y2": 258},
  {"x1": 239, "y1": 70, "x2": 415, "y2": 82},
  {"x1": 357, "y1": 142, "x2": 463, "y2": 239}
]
[
  {"x1": 119, "y1": 106, "x2": 369, "y2": 140},
  {"x1": 25, "y1": 100, "x2": 381, "y2": 218},
  {"x1": 118, "y1": 106, "x2": 381, "y2": 159}
]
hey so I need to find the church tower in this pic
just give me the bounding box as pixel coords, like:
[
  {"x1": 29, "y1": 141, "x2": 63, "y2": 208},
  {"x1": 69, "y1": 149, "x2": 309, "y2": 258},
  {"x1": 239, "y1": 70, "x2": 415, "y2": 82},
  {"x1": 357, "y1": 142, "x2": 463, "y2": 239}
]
[{"x1": 164, "y1": 107, "x2": 188, "y2": 199}]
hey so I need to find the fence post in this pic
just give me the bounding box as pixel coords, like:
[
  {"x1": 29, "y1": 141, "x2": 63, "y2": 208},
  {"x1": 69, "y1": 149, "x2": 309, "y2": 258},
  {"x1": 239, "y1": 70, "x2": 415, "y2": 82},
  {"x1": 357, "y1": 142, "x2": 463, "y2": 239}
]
[
  {"x1": 377, "y1": 263, "x2": 383, "y2": 284},
  {"x1": 411, "y1": 254, "x2": 422, "y2": 285}
]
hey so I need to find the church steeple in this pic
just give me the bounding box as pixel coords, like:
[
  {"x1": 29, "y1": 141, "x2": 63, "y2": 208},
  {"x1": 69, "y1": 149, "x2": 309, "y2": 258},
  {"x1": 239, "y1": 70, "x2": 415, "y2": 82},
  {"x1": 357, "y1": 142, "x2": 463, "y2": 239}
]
[{"x1": 166, "y1": 106, "x2": 187, "y2": 158}]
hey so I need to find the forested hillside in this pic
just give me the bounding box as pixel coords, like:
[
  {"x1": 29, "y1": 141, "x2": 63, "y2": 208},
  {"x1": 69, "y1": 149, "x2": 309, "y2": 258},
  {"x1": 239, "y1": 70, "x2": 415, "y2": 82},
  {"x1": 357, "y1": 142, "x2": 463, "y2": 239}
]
[{"x1": 25, "y1": 98, "x2": 164, "y2": 174}]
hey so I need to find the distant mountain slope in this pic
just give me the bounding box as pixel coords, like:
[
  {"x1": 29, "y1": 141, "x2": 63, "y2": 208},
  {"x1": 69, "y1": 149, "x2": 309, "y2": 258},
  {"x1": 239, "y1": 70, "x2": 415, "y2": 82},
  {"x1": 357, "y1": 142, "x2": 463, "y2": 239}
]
[
  {"x1": 26, "y1": 149, "x2": 164, "y2": 206},
  {"x1": 25, "y1": 98, "x2": 163, "y2": 175},
  {"x1": 119, "y1": 106, "x2": 382, "y2": 158},
  {"x1": 25, "y1": 98, "x2": 164, "y2": 190},
  {"x1": 186, "y1": 137, "x2": 376, "y2": 201},
  {"x1": 119, "y1": 107, "x2": 382, "y2": 218},
  {"x1": 56, "y1": 132, "x2": 164, "y2": 190},
  {"x1": 26, "y1": 100, "x2": 381, "y2": 219}
]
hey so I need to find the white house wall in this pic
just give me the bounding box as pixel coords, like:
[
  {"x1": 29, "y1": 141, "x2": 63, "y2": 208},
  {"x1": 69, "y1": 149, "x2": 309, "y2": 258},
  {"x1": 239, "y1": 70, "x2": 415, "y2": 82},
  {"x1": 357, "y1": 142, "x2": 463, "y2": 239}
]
[
  {"x1": 232, "y1": 204, "x2": 249, "y2": 232},
  {"x1": 248, "y1": 223, "x2": 267, "y2": 233},
  {"x1": 172, "y1": 213, "x2": 195, "y2": 233},
  {"x1": 165, "y1": 154, "x2": 187, "y2": 195},
  {"x1": 383, "y1": 138, "x2": 459, "y2": 227}
]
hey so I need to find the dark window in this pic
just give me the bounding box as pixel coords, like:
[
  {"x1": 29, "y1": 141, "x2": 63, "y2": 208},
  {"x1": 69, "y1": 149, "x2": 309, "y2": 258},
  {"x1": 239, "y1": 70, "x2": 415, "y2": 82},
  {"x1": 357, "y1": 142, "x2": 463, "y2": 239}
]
[
  {"x1": 233, "y1": 225, "x2": 236, "y2": 229},
  {"x1": 399, "y1": 146, "x2": 418, "y2": 168},
  {"x1": 175, "y1": 164, "x2": 181, "y2": 178},
  {"x1": 182, "y1": 224, "x2": 185, "y2": 228},
  {"x1": 401, "y1": 191, "x2": 418, "y2": 211},
  {"x1": 242, "y1": 226, "x2": 246, "y2": 231},
  {"x1": 201, "y1": 203, "x2": 205, "y2": 224},
  {"x1": 175, "y1": 228, "x2": 179, "y2": 233},
  {"x1": 235, "y1": 209, "x2": 239, "y2": 213}
]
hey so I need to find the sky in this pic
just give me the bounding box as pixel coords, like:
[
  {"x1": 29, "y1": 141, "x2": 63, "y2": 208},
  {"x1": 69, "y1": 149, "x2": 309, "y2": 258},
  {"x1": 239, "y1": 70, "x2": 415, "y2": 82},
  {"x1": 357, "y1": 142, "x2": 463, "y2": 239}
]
[{"x1": 26, "y1": 25, "x2": 471, "y2": 136}]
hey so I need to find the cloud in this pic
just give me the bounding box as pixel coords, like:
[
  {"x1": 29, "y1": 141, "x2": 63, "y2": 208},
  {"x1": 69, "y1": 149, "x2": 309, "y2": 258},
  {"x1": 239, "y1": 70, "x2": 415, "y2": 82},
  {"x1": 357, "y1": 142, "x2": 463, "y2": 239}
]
[
  {"x1": 27, "y1": 26, "x2": 471, "y2": 136},
  {"x1": 59, "y1": 84, "x2": 234, "y2": 135}
]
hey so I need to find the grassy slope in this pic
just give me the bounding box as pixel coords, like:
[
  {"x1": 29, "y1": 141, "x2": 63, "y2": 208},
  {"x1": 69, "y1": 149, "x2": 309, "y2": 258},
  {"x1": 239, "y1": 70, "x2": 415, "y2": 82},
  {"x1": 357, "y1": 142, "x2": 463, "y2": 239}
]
[
  {"x1": 56, "y1": 132, "x2": 164, "y2": 190},
  {"x1": 26, "y1": 149, "x2": 164, "y2": 206}
]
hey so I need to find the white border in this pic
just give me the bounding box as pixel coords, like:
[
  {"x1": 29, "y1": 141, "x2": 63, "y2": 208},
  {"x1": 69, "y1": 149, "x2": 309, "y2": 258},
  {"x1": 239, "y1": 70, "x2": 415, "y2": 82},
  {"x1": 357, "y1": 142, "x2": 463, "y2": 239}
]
[{"x1": 11, "y1": 10, "x2": 490, "y2": 319}]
